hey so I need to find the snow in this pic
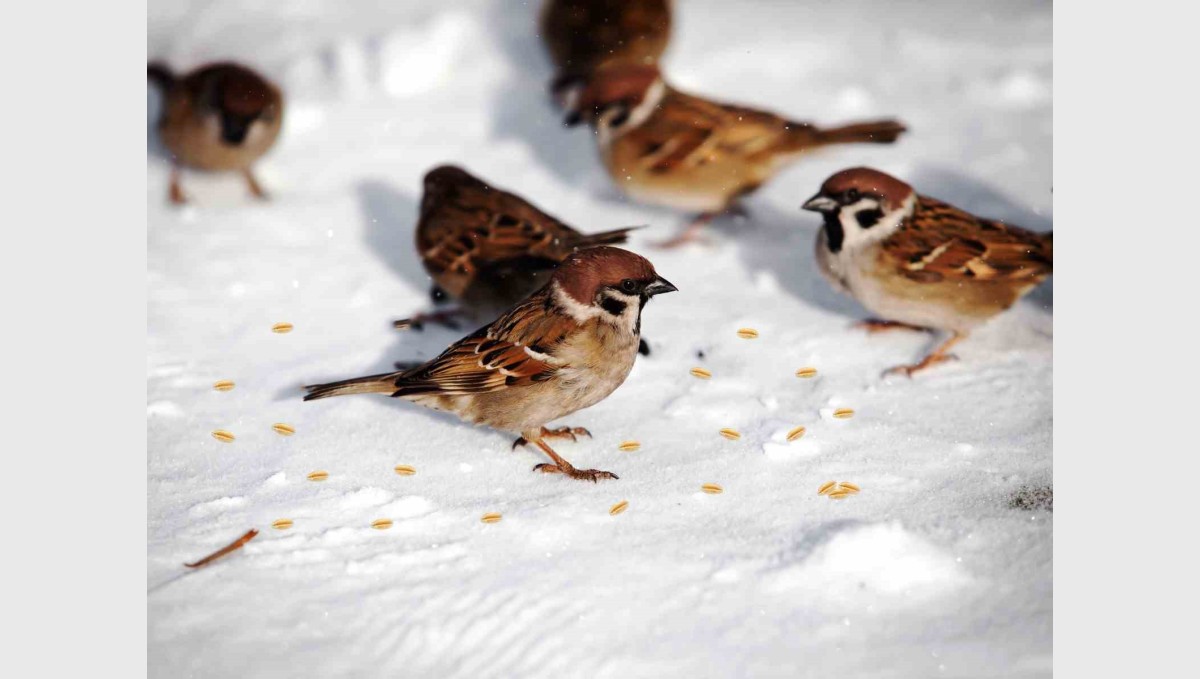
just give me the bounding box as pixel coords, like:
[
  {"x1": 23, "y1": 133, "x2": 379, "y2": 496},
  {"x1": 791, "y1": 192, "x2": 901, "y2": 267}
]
[{"x1": 148, "y1": 1, "x2": 1052, "y2": 676}]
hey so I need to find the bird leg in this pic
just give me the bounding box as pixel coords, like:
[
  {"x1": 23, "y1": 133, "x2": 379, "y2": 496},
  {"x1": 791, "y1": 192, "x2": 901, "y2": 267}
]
[
  {"x1": 511, "y1": 426, "x2": 592, "y2": 449},
  {"x1": 531, "y1": 439, "x2": 617, "y2": 483},
  {"x1": 654, "y1": 212, "x2": 717, "y2": 249},
  {"x1": 857, "y1": 319, "x2": 932, "y2": 334},
  {"x1": 884, "y1": 332, "x2": 965, "y2": 377},
  {"x1": 169, "y1": 166, "x2": 188, "y2": 205},
  {"x1": 243, "y1": 168, "x2": 268, "y2": 200},
  {"x1": 393, "y1": 308, "x2": 465, "y2": 331}
]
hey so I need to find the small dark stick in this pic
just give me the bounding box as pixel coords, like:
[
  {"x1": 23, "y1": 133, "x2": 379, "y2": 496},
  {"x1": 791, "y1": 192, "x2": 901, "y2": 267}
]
[{"x1": 184, "y1": 528, "x2": 259, "y2": 568}]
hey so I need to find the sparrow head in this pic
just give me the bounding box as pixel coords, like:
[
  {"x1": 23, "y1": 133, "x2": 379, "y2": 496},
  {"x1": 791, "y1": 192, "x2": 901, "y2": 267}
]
[
  {"x1": 802, "y1": 167, "x2": 916, "y2": 254},
  {"x1": 422, "y1": 165, "x2": 486, "y2": 211},
  {"x1": 558, "y1": 64, "x2": 665, "y2": 136},
  {"x1": 551, "y1": 246, "x2": 677, "y2": 327},
  {"x1": 198, "y1": 63, "x2": 282, "y2": 146}
]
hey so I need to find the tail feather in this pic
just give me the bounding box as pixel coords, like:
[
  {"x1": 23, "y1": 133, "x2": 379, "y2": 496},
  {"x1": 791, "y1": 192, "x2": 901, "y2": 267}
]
[
  {"x1": 568, "y1": 225, "x2": 643, "y2": 249},
  {"x1": 802, "y1": 119, "x2": 908, "y2": 149},
  {"x1": 148, "y1": 62, "x2": 176, "y2": 91},
  {"x1": 303, "y1": 371, "x2": 399, "y2": 401}
]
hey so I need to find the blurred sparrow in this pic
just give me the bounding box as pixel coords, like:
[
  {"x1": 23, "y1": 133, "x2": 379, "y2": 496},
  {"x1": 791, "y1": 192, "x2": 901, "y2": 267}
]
[
  {"x1": 802, "y1": 167, "x2": 1053, "y2": 376},
  {"x1": 561, "y1": 64, "x2": 907, "y2": 246},
  {"x1": 148, "y1": 62, "x2": 283, "y2": 204},
  {"x1": 396, "y1": 165, "x2": 638, "y2": 333},
  {"x1": 306, "y1": 247, "x2": 677, "y2": 482},
  {"x1": 541, "y1": 0, "x2": 672, "y2": 88}
]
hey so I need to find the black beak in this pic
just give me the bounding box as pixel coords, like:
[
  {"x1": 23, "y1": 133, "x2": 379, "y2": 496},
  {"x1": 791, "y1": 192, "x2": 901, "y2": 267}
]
[
  {"x1": 802, "y1": 194, "x2": 838, "y2": 213},
  {"x1": 644, "y1": 276, "x2": 678, "y2": 297}
]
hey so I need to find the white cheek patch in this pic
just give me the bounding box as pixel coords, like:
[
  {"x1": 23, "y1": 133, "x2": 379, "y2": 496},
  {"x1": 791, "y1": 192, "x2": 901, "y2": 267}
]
[
  {"x1": 552, "y1": 282, "x2": 602, "y2": 323},
  {"x1": 838, "y1": 195, "x2": 913, "y2": 250}
]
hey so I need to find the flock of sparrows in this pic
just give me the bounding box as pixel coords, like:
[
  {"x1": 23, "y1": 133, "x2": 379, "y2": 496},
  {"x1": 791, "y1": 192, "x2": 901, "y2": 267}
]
[{"x1": 150, "y1": 0, "x2": 1053, "y2": 483}]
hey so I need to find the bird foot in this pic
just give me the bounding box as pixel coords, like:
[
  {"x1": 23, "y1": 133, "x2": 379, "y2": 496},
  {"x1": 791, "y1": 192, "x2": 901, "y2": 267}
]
[
  {"x1": 512, "y1": 426, "x2": 592, "y2": 450},
  {"x1": 856, "y1": 319, "x2": 931, "y2": 334},
  {"x1": 394, "y1": 308, "x2": 464, "y2": 331},
  {"x1": 532, "y1": 463, "x2": 619, "y2": 482},
  {"x1": 883, "y1": 352, "x2": 958, "y2": 377}
]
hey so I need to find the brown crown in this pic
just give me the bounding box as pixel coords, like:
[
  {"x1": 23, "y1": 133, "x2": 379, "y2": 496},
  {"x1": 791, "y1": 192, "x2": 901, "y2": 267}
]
[
  {"x1": 819, "y1": 167, "x2": 914, "y2": 211},
  {"x1": 553, "y1": 246, "x2": 658, "y2": 304},
  {"x1": 577, "y1": 63, "x2": 661, "y2": 110}
]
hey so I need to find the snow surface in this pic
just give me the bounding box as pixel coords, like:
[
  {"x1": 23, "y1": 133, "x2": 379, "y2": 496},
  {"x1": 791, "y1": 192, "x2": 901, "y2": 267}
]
[{"x1": 148, "y1": 1, "x2": 1053, "y2": 676}]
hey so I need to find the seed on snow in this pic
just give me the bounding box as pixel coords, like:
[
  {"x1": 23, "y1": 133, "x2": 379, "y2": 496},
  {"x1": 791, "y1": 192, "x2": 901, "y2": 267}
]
[
  {"x1": 212, "y1": 430, "x2": 235, "y2": 443},
  {"x1": 736, "y1": 328, "x2": 759, "y2": 339},
  {"x1": 213, "y1": 380, "x2": 235, "y2": 392},
  {"x1": 371, "y1": 519, "x2": 393, "y2": 530},
  {"x1": 818, "y1": 481, "x2": 838, "y2": 495},
  {"x1": 271, "y1": 322, "x2": 294, "y2": 334},
  {"x1": 786, "y1": 426, "x2": 806, "y2": 442},
  {"x1": 271, "y1": 518, "x2": 294, "y2": 530},
  {"x1": 609, "y1": 500, "x2": 629, "y2": 516},
  {"x1": 701, "y1": 483, "x2": 724, "y2": 494},
  {"x1": 394, "y1": 465, "x2": 416, "y2": 476},
  {"x1": 719, "y1": 428, "x2": 741, "y2": 440},
  {"x1": 618, "y1": 441, "x2": 641, "y2": 452},
  {"x1": 795, "y1": 367, "x2": 818, "y2": 379},
  {"x1": 690, "y1": 367, "x2": 712, "y2": 380},
  {"x1": 832, "y1": 408, "x2": 855, "y2": 419},
  {"x1": 481, "y1": 512, "x2": 502, "y2": 524},
  {"x1": 306, "y1": 471, "x2": 329, "y2": 482},
  {"x1": 272, "y1": 423, "x2": 295, "y2": 436}
]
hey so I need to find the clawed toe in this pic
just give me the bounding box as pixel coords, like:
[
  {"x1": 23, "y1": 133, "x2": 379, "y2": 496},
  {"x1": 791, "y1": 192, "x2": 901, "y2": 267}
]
[{"x1": 532, "y1": 463, "x2": 618, "y2": 482}]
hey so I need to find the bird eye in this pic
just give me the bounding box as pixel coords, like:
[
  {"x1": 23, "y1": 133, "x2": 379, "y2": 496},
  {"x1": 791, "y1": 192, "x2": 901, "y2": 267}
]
[
  {"x1": 620, "y1": 279, "x2": 638, "y2": 294},
  {"x1": 845, "y1": 188, "x2": 860, "y2": 203}
]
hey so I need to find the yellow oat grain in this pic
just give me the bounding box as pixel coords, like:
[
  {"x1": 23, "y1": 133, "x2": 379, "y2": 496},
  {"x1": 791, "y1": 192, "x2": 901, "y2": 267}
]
[
  {"x1": 618, "y1": 441, "x2": 641, "y2": 452},
  {"x1": 737, "y1": 328, "x2": 759, "y2": 339},
  {"x1": 828, "y1": 490, "x2": 852, "y2": 500},
  {"x1": 371, "y1": 519, "x2": 393, "y2": 530},
  {"x1": 701, "y1": 483, "x2": 724, "y2": 494},
  {"x1": 719, "y1": 428, "x2": 741, "y2": 440},
  {"x1": 272, "y1": 423, "x2": 295, "y2": 436},
  {"x1": 212, "y1": 430, "x2": 235, "y2": 443},
  {"x1": 786, "y1": 426, "x2": 806, "y2": 442},
  {"x1": 832, "y1": 408, "x2": 855, "y2": 419},
  {"x1": 795, "y1": 367, "x2": 818, "y2": 379},
  {"x1": 690, "y1": 367, "x2": 712, "y2": 380},
  {"x1": 481, "y1": 512, "x2": 502, "y2": 524},
  {"x1": 272, "y1": 322, "x2": 294, "y2": 334},
  {"x1": 271, "y1": 518, "x2": 294, "y2": 530},
  {"x1": 306, "y1": 471, "x2": 329, "y2": 482},
  {"x1": 213, "y1": 380, "x2": 235, "y2": 392},
  {"x1": 818, "y1": 481, "x2": 837, "y2": 495},
  {"x1": 394, "y1": 465, "x2": 416, "y2": 476},
  {"x1": 609, "y1": 500, "x2": 629, "y2": 516},
  {"x1": 839, "y1": 482, "x2": 861, "y2": 493}
]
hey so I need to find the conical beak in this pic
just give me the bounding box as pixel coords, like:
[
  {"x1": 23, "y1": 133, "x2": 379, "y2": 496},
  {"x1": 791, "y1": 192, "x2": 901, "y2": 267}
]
[
  {"x1": 802, "y1": 194, "x2": 838, "y2": 213},
  {"x1": 644, "y1": 276, "x2": 678, "y2": 297}
]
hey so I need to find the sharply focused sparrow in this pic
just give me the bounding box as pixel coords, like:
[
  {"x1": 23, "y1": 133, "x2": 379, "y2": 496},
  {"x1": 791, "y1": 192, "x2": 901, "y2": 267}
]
[
  {"x1": 396, "y1": 165, "x2": 638, "y2": 332},
  {"x1": 802, "y1": 167, "x2": 1053, "y2": 376},
  {"x1": 561, "y1": 64, "x2": 907, "y2": 246},
  {"x1": 540, "y1": 0, "x2": 672, "y2": 87},
  {"x1": 305, "y1": 246, "x2": 677, "y2": 482},
  {"x1": 148, "y1": 62, "x2": 284, "y2": 205}
]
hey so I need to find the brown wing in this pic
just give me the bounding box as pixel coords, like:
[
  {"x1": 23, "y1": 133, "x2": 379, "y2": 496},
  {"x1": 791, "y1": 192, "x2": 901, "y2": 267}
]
[
  {"x1": 391, "y1": 289, "x2": 578, "y2": 397},
  {"x1": 883, "y1": 196, "x2": 1053, "y2": 284},
  {"x1": 416, "y1": 169, "x2": 587, "y2": 297},
  {"x1": 635, "y1": 90, "x2": 818, "y2": 173}
]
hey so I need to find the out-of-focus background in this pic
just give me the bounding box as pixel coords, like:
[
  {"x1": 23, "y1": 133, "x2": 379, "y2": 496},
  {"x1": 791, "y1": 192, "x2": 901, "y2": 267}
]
[{"x1": 148, "y1": 1, "x2": 1052, "y2": 676}]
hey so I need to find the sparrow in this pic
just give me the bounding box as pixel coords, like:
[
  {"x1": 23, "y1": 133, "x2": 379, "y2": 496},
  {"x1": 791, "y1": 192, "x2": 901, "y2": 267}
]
[
  {"x1": 540, "y1": 0, "x2": 672, "y2": 89},
  {"x1": 396, "y1": 165, "x2": 639, "y2": 333},
  {"x1": 561, "y1": 64, "x2": 907, "y2": 246},
  {"x1": 802, "y1": 167, "x2": 1053, "y2": 376},
  {"x1": 148, "y1": 61, "x2": 284, "y2": 205},
  {"x1": 305, "y1": 246, "x2": 677, "y2": 482}
]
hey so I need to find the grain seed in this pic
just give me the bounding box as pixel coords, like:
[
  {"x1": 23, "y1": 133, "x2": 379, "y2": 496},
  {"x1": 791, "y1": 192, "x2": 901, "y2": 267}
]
[
  {"x1": 306, "y1": 471, "x2": 329, "y2": 482},
  {"x1": 690, "y1": 367, "x2": 712, "y2": 380},
  {"x1": 212, "y1": 430, "x2": 235, "y2": 443},
  {"x1": 839, "y1": 482, "x2": 861, "y2": 493},
  {"x1": 394, "y1": 464, "x2": 416, "y2": 476},
  {"x1": 828, "y1": 490, "x2": 851, "y2": 500},
  {"x1": 737, "y1": 328, "x2": 759, "y2": 339},
  {"x1": 818, "y1": 481, "x2": 837, "y2": 495},
  {"x1": 213, "y1": 380, "x2": 235, "y2": 392},
  {"x1": 719, "y1": 428, "x2": 741, "y2": 440},
  {"x1": 786, "y1": 426, "x2": 807, "y2": 442},
  {"x1": 272, "y1": 322, "x2": 293, "y2": 334},
  {"x1": 481, "y1": 512, "x2": 502, "y2": 524},
  {"x1": 795, "y1": 367, "x2": 818, "y2": 379},
  {"x1": 833, "y1": 408, "x2": 855, "y2": 419},
  {"x1": 371, "y1": 518, "x2": 393, "y2": 530},
  {"x1": 272, "y1": 423, "x2": 295, "y2": 436},
  {"x1": 701, "y1": 483, "x2": 724, "y2": 494},
  {"x1": 609, "y1": 500, "x2": 629, "y2": 516},
  {"x1": 618, "y1": 441, "x2": 641, "y2": 452},
  {"x1": 271, "y1": 518, "x2": 294, "y2": 530}
]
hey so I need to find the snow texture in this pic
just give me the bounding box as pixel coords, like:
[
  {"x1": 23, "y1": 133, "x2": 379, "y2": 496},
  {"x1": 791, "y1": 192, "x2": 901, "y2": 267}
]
[{"x1": 148, "y1": 1, "x2": 1052, "y2": 677}]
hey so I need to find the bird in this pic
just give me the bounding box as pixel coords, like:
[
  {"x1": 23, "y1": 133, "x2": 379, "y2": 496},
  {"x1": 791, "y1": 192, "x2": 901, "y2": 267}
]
[
  {"x1": 305, "y1": 246, "x2": 678, "y2": 482},
  {"x1": 395, "y1": 165, "x2": 639, "y2": 334},
  {"x1": 148, "y1": 61, "x2": 284, "y2": 205},
  {"x1": 560, "y1": 64, "x2": 907, "y2": 247},
  {"x1": 540, "y1": 0, "x2": 672, "y2": 92},
  {"x1": 801, "y1": 167, "x2": 1053, "y2": 376}
]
